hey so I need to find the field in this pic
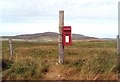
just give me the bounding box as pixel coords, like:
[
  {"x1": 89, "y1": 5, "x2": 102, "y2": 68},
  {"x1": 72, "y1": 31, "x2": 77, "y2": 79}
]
[{"x1": 2, "y1": 40, "x2": 118, "y2": 80}]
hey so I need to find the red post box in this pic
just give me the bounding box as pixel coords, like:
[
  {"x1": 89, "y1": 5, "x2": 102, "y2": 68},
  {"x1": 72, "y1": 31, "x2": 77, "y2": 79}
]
[{"x1": 62, "y1": 26, "x2": 72, "y2": 46}]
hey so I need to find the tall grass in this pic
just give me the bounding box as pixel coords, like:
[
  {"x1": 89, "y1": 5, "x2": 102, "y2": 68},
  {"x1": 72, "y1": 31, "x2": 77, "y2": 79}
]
[{"x1": 2, "y1": 40, "x2": 118, "y2": 80}]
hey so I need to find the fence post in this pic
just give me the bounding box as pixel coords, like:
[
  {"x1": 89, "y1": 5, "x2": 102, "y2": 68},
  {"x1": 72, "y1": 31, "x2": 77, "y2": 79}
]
[
  {"x1": 0, "y1": 37, "x2": 1, "y2": 82},
  {"x1": 9, "y1": 38, "x2": 13, "y2": 60},
  {"x1": 58, "y1": 10, "x2": 64, "y2": 64},
  {"x1": 117, "y1": 35, "x2": 120, "y2": 55},
  {"x1": 117, "y1": 35, "x2": 120, "y2": 80}
]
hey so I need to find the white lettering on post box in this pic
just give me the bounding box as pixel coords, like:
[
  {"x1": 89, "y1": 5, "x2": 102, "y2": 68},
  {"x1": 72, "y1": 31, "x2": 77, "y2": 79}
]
[{"x1": 65, "y1": 36, "x2": 69, "y2": 43}]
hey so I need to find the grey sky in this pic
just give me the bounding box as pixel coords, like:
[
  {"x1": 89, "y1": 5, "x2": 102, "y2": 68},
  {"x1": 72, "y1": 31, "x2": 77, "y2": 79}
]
[{"x1": 0, "y1": 0, "x2": 118, "y2": 38}]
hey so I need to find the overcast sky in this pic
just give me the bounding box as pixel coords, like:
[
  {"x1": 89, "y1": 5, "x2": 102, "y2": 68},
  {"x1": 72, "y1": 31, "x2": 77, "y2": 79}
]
[{"x1": 0, "y1": 0, "x2": 119, "y2": 38}]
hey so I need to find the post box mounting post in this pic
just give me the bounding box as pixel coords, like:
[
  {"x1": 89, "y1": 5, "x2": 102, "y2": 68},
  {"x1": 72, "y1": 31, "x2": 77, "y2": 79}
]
[{"x1": 58, "y1": 10, "x2": 64, "y2": 64}]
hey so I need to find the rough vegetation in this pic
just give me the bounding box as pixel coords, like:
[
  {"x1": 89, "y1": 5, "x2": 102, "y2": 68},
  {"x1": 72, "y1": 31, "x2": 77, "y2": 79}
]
[{"x1": 2, "y1": 40, "x2": 118, "y2": 80}]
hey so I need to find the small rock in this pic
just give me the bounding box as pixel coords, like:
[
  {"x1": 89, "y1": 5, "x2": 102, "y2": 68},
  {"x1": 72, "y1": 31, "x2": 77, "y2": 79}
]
[
  {"x1": 56, "y1": 62, "x2": 59, "y2": 65},
  {"x1": 58, "y1": 75, "x2": 61, "y2": 77}
]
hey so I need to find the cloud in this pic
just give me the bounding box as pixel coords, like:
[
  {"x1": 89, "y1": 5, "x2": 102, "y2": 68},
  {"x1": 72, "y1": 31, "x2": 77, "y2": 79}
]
[
  {"x1": 0, "y1": 0, "x2": 118, "y2": 19},
  {"x1": 0, "y1": 0, "x2": 118, "y2": 38}
]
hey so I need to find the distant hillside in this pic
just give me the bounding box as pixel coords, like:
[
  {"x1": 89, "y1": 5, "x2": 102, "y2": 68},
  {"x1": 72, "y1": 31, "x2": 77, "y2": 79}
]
[
  {"x1": 2, "y1": 32, "x2": 98, "y2": 41},
  {"x1": 72, "y1": 34, "x2": 97, "y2": 40}
]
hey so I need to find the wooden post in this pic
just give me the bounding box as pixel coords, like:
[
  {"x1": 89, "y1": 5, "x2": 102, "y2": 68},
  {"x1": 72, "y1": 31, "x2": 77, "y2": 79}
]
[
  {"x1": 117, "y1": 35, "x2": 120, "y2": 80},
  {"x1": 58, "y1": 10, "x2": 64, "y2": 64},
  {"x1": 117, "y1": 35, "x2": 120, "y2": 56},
  {"x1": 118, "y1": 2, "x2": 120, "y2": 80},
  {"x1": 9, "y1": 38, "x2": 13, "y2": 60},
  {"x1": 0, "y1": 37, "x2": 1, "y2": 59}
]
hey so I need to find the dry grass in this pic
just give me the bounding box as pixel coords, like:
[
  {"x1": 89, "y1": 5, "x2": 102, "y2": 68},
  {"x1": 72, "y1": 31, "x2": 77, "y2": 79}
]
[{"x1": 2, "y1": 40, "x2": 118, "y2": 80}]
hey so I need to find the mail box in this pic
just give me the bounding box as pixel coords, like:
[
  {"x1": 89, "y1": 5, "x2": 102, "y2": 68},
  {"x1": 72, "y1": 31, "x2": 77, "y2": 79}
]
[{"x1": 62, "y1": 26, "x2": 72, "y2": 46}]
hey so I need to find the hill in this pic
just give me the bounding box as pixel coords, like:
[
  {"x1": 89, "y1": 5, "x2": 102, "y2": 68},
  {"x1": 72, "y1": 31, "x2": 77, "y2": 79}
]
[{"x1": 2, "y1": 32, "x2": 98, "y2": 41}]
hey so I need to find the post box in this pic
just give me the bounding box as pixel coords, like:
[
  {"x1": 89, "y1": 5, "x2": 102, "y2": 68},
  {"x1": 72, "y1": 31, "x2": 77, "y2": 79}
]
[{"x1": 62, "y1": 26, "x2": 72, "y2": 46}]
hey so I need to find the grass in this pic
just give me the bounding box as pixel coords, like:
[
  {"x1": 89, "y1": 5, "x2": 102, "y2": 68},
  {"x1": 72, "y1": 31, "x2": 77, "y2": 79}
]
[
  {"x1": 2, "y1": 57, "x2": 50, "y2": 80},
  {"x1": 2, "y1": 40, "x2": 118, "y2": 80}
]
